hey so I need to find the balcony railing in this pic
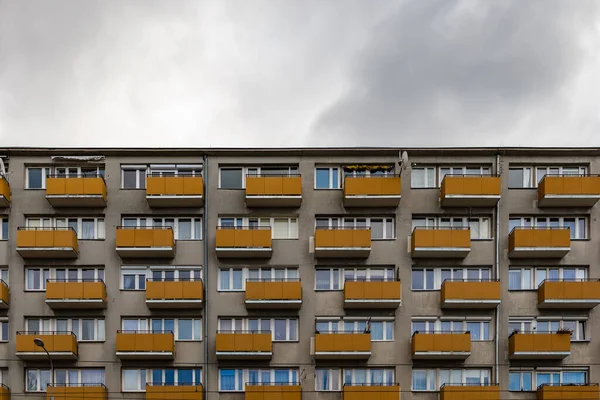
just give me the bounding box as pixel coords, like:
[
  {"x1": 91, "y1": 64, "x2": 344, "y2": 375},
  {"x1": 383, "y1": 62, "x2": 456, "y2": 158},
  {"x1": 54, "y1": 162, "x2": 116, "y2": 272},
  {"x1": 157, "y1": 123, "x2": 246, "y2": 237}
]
[
  {"x1": 538, "y1": 278, "x2": 600, "y2": 309},
  {"x1": 538, "y1": 174, "x2": 600, "y2": 207},
  {"x1": 343, "y1": 175, "x2": 401, "y2": 207},
  {"x1": 146, "y1": 278, "x2": 204, "y2": 309},
  {"x1": 45, "y1": 174, "x2": 107, "y2": 207},
  {"x1": 508, "y1": 227, "x2": 571, "y2": 258},
  {"x1": 116, "y1": 226, "x2": 175, "y2": 258},
  {"x1": 16, "y1": 331, "x2": 78, "y2": 360},
  {"x1": 216, "y1": 226, "x2": 272, "y2": 258},
  {"x1": 146, "y1": 174, "x2": 204, "y2": 207},
  {"x1": 411, "y1": 331, "x2": 471, "y2": 360},
  {"x1": 45, "y1": 279, "x2": 107, "y2": 309},
  {"x1": 216, "y1": 330, "x2": 273, "y2": 360},
  {"x1": 410, "y1": 226, "x2": 471, "y2": 258},
  {"x1": 246, "y1": 382, "x2": 301, "y2": 400},
  {"x1": 537, "y1": 383, "x2": 599, "y2": 400},
  {"x1": 245, "y1": 173, "x2": 302, "y2": 207},
  {"x1": 16, "y1": 227, "x2": 79, "y2": 259},
  {"x1": 439, "y1": 383, "x2": 500, "y2": 400},
  {"x1": 440, "y1": 174, "x2": 501, "y2": 207},
  {"x1": 342, "y1": 383, "x2": 400, "y2": 400},
  {"x1": 314, "y1": 227, "x2": 371, "y2": 258},
  {"x1": 146, "y1": 383, "x2": 204, "y2": 400},
  {"x1": 313, "y1": 331, "x2": 371, "y2": 360},
  {"x1": 116, "y1": 330, "x2": 175, "y2": 360},
  {"x1": 440, "y1": 279, "x2": 501, "y2": 309},
  {"x1": 508, "y1": 330, "x2": 571, "y2": 359},
  {"x1": 0, "y1": 280, "x2": 8, "y2": 309},
  {"x1": 343, "y1": 278, "x2": 401, "y2": 309},
  {"x1": 245, "y1": 278, "x2": 302, "y2": 309},
  {"x1": 0, "y1": 176, "x2": 10, "y2": 207},
  {"x1": 46, "y1": 383, "x2": 108, "y2": 400}
]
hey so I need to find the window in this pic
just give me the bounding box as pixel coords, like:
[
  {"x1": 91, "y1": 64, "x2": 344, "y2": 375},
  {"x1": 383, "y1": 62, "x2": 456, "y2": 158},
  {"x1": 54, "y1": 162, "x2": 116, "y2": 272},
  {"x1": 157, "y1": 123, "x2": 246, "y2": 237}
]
[
  {"x1": 0, "y1": 268, "x2": 7, "y2": 285},
  {"x1": 315, "y1": 319, "x2": 393, "y2": 341},
  {"x1": 316, "y1": 267, "x2": 395, "y2": 290},
  {"x1": 150, "y1": 267, "x2": 202, "y2": 282},
  {"x1": 150, "y1": 368, "x2": 202, "y2": 387},
  {"x1": 122, "y1": 369, "x2": 147, "y2": 392},
  {"x1": 220, "y1": 168, "x2": 243, "y2": 189},
  {"x1": 151, "y1": 318, "x2": 202, "y2": 341},
  {"x1": 411, "y1": 167, "x2": 436, "y2": 188},
  {"x1": 26, "y1": 268, "x2": 49, "y2": 290},
  {"x1": 219, "y1": 267, "x2": 298, "y2": 291},
  {"x1": 316, "y1": 217, "x2": 395, "y2": 239},
  {"x1": 220, "y1": 166, "x2": 298, "y2": 189},
  {"x1": 219, "y1": 217, "x2": 298, "y2": 239},
  {"x1": 148, "y1": 164, "x2": 202, "y2": 177},
  {"x1": 316, "y1": 369, "x2": 341, "y2": 391},
  {"x1": 26, "y1": 267, "x2": 104, "y2": 291},
  {"x1": 411, "y1": 369, "x2": 490, "y2": 391},
  {"x1": 218, "y1": 369, "x2": 298, "y2": 392},
  {"x1": 508, "y1": 318, "x2": 587, "y2": 341},
  {"x1": 412, "y1": 267, "x2": 491, "y2": 290},
  {"x1": 509, "y1": 267, "x2": 588, "y2": 290},
  {"x1": 54, "y1": 369, "x2": 105, "y2": 386},
  {"x1": 218, "y1": 318, "x2": 298, "y2": 341},
  {"x1": 0, "y1": 218, "x2": 7, "y2": 240},
  {"x1": 26, "y1": 318, "x2": 105, "y2": 341},
  {"x1": 26, "y1": 217, "x2": 105, "y2": 240},
  {"x1": 315, "y1": 167, "x2": 341, "y2": 189},
  {"x1": 509, "y1": 165, "x2": 588, "y2": 188},
  {"x1": 438, "y1": 166, "x2": 491, "y2": 185},
  {"x1": 509, "y1": 369, "x2": 587, "y2": 391},
  {"x1": 0, "y1": 320, "x2": 7, "y2": 342},
  {"x1": 509, "y1": 216, "x2": 588, "y2": 239},
  {"x1": 54, "y1": 166, "x2": 105, "y2": 178},
  {"x1": 120, "y1": 268, "x2": 147, "y2": 290},
  {"x1": 121, "y1": 165, "x2": 147, "y2": 189},
  {"x1": 412, "y1": 216, "x2": 492, "y2": 239},
  {"x1": 411, "y1": 166, "x2": 491, "y2": 188},
  {"x1": 122, "y1": 217, "x2": 202, "y2": 240},
  {"x1": 26, "y1": 369, "x2": 52, "y2": 392},
  {"x1": 25, "y1": 167, "x2": 50, "y2": 189},
  {"x1": 411, "y1": 319, "x2": 490, "y2": 340},
  {"x1": 343, "y1": 369, "x2": 394, "y2": 385}
]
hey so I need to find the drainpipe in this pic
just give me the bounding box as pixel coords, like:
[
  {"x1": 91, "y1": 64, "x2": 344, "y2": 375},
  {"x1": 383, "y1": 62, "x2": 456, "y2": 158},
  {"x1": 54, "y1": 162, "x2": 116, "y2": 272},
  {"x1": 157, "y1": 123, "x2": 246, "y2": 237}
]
[
  {"x1": 203, "y1": 154, "x2": 209, "y2": 397},
  {"x1": 495, "y1": 153, "x2": 501, "y2": 384}
]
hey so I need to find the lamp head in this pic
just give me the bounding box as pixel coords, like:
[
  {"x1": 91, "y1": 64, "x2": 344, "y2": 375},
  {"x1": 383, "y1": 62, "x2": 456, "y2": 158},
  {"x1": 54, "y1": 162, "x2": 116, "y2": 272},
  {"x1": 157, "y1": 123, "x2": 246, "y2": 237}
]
[{"x1": 33, "y1": 338, "x2": 45, "y2": 348}]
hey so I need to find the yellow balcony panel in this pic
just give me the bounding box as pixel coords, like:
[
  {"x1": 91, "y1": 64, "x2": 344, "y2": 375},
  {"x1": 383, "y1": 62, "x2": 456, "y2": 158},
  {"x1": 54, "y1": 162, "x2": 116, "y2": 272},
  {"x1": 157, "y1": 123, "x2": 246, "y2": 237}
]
[
  {"x1": 508, "y1": 228, "x2": 570, "y2": 259},
  {"x1": 16, "y1": 332, "x2": 78, "y2": 360},
  {"x1": 146, "y1": 175, "x2": 204, "y2": 208},
  {"x1": 0, "y1": 385, "x2": 8, "y2": 400},
  {"x1": 441, "y1": 280, "x2": 501, "y2": 309},
  {"x1": 343, "y1": 384, "x2": 400, "y2": 400},
  {"x1": 146, "y1": 384, "x2": 204, "y2": 400},
  {"x1": 46, "y1": 176, "x2": 107, "y2": 207},
  {"x1": 146, "y1": 279, "x2": 204, "y2": 309},
  {"x1": 116, "y1": 227, "x2": 175, "y2": 258},
  {"x1": 246, "y1": 175, "x2": 302, "y2": 207},
  {"x1": 0, "y1": 280, "x2": 8, "y2": 309},
  {"x1": 45, "y1": 279, "x2": 106, "y2": 309},
  {"x1": 215, "y1": 227, "x2": 272, "y2": 258},
  {"x1": 537, "y1": 384, "x2": 600, "y2": 400},
  {"x1": 538, "y1": 280, "x2": 600, "y2": 309},
  {"x1": 439, "y1": 384, "x2": 500, "y2": 400},
  {"x1": 314, "y1": 228, "x2": 371, "y2": 258},
  {"x1": 116, "y1": 331, "x2": 175, "y2": 360},
  {"x1": 343, "y1": 176, "x2": 401, "y2": 207},
  {"x1": 0, "y1": 177, "x2": 10, "y2": 207},
  {"x1": 216, "y1": 331, "x2": 273, "y2": 360},
  {"x1": 411, "y1": 332, "x2": 471, "y2": 360},
  {"x1": 47, "y1": 384, "x2": 108, "y2": 400},
  {"x1": 410, "y1": 227, "x2": 470, "y2": 258},
  {"x1": 538, "y1": 175, "x2": 600, "y2": 207},
  {"x1": 313, "y1": 333, "x2": 371, "y2": 360},
  {"x1": 246, "y1": 384, "x2": 301, "y2": 400},
  {"x1": 343, "y1": 280, "x2": 401, "y2": 309},
  {"x1": 508, "y1": 332, "x2": 571, "y2": 360},
  {"x1": 440, "y1": 175, "x2": 500, "y2": 207},
  {"x1": 245, "y1": 279, "x2": 302, "y2": 309},
  {"x1": 16, "y1": 227, "x2": 79, "y2": 259}
]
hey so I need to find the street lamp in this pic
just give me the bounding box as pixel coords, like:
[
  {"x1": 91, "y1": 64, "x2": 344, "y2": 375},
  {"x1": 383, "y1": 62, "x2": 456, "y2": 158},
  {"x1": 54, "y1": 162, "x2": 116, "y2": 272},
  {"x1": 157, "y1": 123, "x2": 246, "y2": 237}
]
[{"x1": 34, "y1": 338, "x2": 54, "y2": 395}]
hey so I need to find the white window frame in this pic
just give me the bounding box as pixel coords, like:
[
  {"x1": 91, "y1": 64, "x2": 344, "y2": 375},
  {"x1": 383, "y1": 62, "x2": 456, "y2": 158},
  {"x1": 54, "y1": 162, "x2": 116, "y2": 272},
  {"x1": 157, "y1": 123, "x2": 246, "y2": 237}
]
[
  {"x1": 25, "y1": 167, "x2": 50, "y2": 189},
  {"x1": 509, "y1": 369, "x2": 589, "y2": 391},
  {"x1": 411, "y1": 369, "x2": 490, "y2": 392},
  {"x1": 411, "y1": 267, "x2": 492, "y2": 291},
  {"x1": 0, "y1": 268, "x2": 7, "y2": 285},
  {"x1": 315, "y1": 318, "x2": 394, "y2": 341},
  {"x1": 53, "y1": 368, "x2": 105, "y2": 386},
  {"x1": 315, "y1": 217, "x2": 395, "y2": 239},
  {"x1": 315, "y1": 368, "x2": 341, "y2": 391},
  {"x1": 121, "y1": 217, "x2": 203, "y2": 240},
  {"x1": 509, "y1": 266, "x2": 588, "y2": 291},
  {"x1": 26, "y1": 368, "x2": 52, "y2": 392},
  {"x1": 508, "y1": 318, "x2": 587, "y2": 341},
  {"x1": 218, "y1": 267, "x2": 299, "y2": 291},
  {"x1": 120, "y1": 267, "x2": 148, "y2": 290},
  {"x1": 25, "y1": 318, "x2": 105, "y2": 342},
  {"x1": 121, "y1": 165, "x2": 147, "y2": 189},
  {"x1": 218, "y1": 217, "x2": 298, "y2": 239},
  {"x1": 25, "y1": 217, "x2": 105, "y2": 240},
  {"x1": 509, "y1": 216, "x2": 588, "y2": 239},
  {"x1": 122, "y1": 368, "x2": 147, "y2": 392},
  {"x1": 314, "y1": 166, "x2": 341, "y2": 189},
  {"x1": 148, "y1": 164, "x2": 203, "y2": 177},
  {"x1": 219, "y1": 166, "x2": 298, "y2": 189},
  {"x1": 26, "y1": 267, "x2": 104, "y2": 291},
  {"x1": 411, "y1": 318, "x2": 491, "y2": 341},
  {"x1": 0, "y1": 319, "x2": 8, "y2": 342},
  {"x1": 342, "y1": 368, "x2": 395, "y2": 385},
  {"x1": 315, "y1": 267, "x2": 395, "y2": 291},
  {"x1": 412, "y1": 216, "x2": 492, "y2": 239},
  {"x1": 149, "y1": 266, "x2": 202, "y2": 282},
  {"x1": 54, "y1": 166, "x2": 105, "y2": 178},
  {"x1": 217, "y1": 368, "x2": 298, "y2": 392},
  {"x1": 509, "y1": 165, "x2": 588, "y2": 188},
  {"x1": 411, "y1": 166, "x2": 436, "y2": 189},
  {"x1": 0, "y1": 218, "x2": 7, "y2": 240},
  {"x1": 438, "y1": 166, "x2": 491, "y2": 185},
  {"x1": 147, "y1": 368, "x2": 202, "y2": 387},
  {"x1": 218, "y1": 318, "x2": 298, "y2": 341},
  {"x1": 150, "y1": 318, "x2": 202, "y2": 341}
]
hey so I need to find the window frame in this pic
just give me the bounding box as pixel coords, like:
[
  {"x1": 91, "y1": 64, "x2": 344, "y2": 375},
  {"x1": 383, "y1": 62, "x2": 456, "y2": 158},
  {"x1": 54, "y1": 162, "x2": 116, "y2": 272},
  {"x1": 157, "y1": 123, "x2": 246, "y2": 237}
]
[
  {"x1": 218, "y1": 318, "x2": 298, "y2": 342},
  {"x1": 508, "y1": 165, "x2": 588, "y2": 189},
  {"x1": 411, "y1": 318, "x2": 491, "y2": 341},
  {"x1": 218, "y1": 368, "x2": 299, "y2": 392},
  {"x1": 25, "y1": 167, "x2": 50, "y2": 189},
  {"x1": 411, "y1": 368, "x2": 490, "y2": 392},
  {"x1": 25, "y1": 217, "x2": 105, "y2": 240},
  {"x1": 26, "y1": 267, "x2": 104, "y2": 291},
  {"x1": 218, "y1": 217, "x2": 298, "y2": 239},
  {"x1": 412, "y1": 216, "x2": 492, "y2": 240},
  {"x1": 315, "y1": 318, "x2": 394, "y2": 341},
  {"x1": 509, "y1": 369, "x2": 588, "y2": 392},
  {"x1": 315, "y1": 368, "x2": 341, "y2": 391},
  {"x1": 315, "y1": 217, "x2": 395, "y2": 240},
  {"x1": 509, "y1": 266, "x2": 588, "y2": 291},
  {"x1": 121, "y1": 217, "x2": 203, "y2": 240},
  {"x1": 121, "y1": 318, "x2": 202, "y2": 341},
  {"x1": 411, "y1": 267, "x2": 492, "y2": 291},
  {"x1": 121, "y1": 165, "x2": 147, "y2": 189},
  {"x1": 219, "y1": 166, "x2": 298, "y2": 189},
  {"x1": 25, "y1": 318, "x2": 105, "y2": 342},
  {"x1": 314, "y1": 166, "x2": 341, "y2": 190},
  {"x1": 219, "y1": 267, "x2": 299, "y2": 291},
  {"x1": 508, "y1": 318, "x2": 587, "y2": 341},
  {"x1": 315, "y1": 267, "x2": 395, "y2": 291}
]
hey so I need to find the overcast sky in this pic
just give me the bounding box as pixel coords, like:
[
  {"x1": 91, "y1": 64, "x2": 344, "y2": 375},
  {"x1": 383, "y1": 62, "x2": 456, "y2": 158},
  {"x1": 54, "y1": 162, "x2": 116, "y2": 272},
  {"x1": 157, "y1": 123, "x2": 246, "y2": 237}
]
[{"x1": 1, "y1": 0, "x2": 599, "y2": 147}]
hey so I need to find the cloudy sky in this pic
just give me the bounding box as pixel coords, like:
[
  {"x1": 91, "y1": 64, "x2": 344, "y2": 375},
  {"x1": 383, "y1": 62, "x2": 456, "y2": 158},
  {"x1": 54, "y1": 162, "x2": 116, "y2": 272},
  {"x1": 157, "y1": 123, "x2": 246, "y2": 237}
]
[{"x1": 1, "y1": 0, "x2": 599, "y2": 147}]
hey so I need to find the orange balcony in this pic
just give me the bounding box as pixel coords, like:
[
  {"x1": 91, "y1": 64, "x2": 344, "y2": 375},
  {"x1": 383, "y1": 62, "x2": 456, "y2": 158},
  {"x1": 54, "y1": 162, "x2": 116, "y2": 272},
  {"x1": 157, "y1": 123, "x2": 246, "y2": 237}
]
[
  {"x1": 246, "y1": 384, "x2": 301, "y2": 400},
  {"x1": 440, "y1": 280, "x2": 500, "y2": 309},
  {"x1": 411, "y1": 332, "x2": 471, "y2": 360},
  {"x1": 410, "y1": 227, "x2": 470, "y2": 258},
  {"x1": 508, "y1": 227, "x2": 570, "y2": 258},
  {"x1": 0, "y1": 280, "x2": 8, "y2": 309},
  {"x1": 45, "y1": 279, "x2": 106, "y2": 309},
  {"x1": 116, "y1": 330, "x2": 175, "y2": 360},
  {"x1": 215, "y1": 226, "x2": 272, "y2": 258},
  {"x1": 537, "y1": 384, "x2": 600, "y2": 400},
  {"x1": 314, "y1": 227, "x2": 371, "y2": 258},
  {"x1": 45, "y1": 175, "x2": 107, "y2": 207},
  {"x1": 0, "y1": 177, "x2": 10, "y2": 207},
  {"x1": 116, "y1": 226, "x2": 175, "y2": 258},
  {"x1": 146, "y1": 384, "x2": 203, "y2": 400},
  {"x1": 538, "y1": 279, "x2": 600, "y2": 309},
  {"x1": 440, "y1": 175, "x2": 500, "y2": 207},
  {"x1": 344, "y1": 279, "x2": 401, "y2": 309},
  {"x1": 0, "y1": 385, "x2": 8, "y2": 400},
  {"x1": 313, "y1": 332, "x2": 371, "y2": 360},
  {"x1": 216, "y1": 330, "x2": 273, "y2": 360},
  {"x1": 16, "y1": 331, "x2": 78, "y2": 360},
  {"x1": 538, "y1": 175, "x2": 600, "y2": 207},
  {"x1": 146, "y1": 175, "x2": 204, "y2": 207},
  {"x1": 16, "y1": 227, "x2": 78, "y2": 259},
  {"x1": 146, "y1": 279, "x2": 204, "y2": 309},
  {"x1": 343, "y1": 384, "x2": 400, "y2": 400},
  {"x1": 47, "y1": 384, "x2": 107, "y2": 400},
  {"x1": 245, "y1": 279, "x2": 302, "y2": 309},
  {"x1": 343, "y1": 176, "x2": 401, "y2": 207},
  {"x1": 508, "y1": 332, "x2": 571, "y2": 360},
  {"x1": 439, "y1": 384, "x2": 500, "y2": 400},
  {"x1": 246, "y1": 174, "x2": 302, "y2": 207}
]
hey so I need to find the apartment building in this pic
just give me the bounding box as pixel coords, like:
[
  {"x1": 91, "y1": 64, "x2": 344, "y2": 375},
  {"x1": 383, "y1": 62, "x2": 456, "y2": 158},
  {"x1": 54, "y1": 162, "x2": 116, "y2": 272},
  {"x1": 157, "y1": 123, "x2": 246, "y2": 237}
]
[{"x1": 0, "y1": 147, "x2": 598, "y2": 399}]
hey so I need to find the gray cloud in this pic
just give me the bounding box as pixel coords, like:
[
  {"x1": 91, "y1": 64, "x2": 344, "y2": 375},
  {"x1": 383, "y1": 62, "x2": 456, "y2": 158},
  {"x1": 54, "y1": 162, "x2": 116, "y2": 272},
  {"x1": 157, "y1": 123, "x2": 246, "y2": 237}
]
[{"x1": 0, "y1": 0, "x2": 598, "y2": 147}]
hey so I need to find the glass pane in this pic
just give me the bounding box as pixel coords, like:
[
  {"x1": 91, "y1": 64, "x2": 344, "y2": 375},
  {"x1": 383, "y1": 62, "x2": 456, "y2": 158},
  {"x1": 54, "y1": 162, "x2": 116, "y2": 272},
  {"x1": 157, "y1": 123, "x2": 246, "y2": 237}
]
[
  {"x1": 28, "y1": 168, "x2": 43, "y2": 188},
  {"x1": 178, "y1": 320, "x2": 193, "y2": 340},
  {"x1": 315, "y1": 169, "x2": 331, "y2": 189},
  {"x1": 220, "y1": 169, "x2": 243, "y2": 189},
  {"x1": 178, "y1": 219, "x2": 192, "y2": 240}
]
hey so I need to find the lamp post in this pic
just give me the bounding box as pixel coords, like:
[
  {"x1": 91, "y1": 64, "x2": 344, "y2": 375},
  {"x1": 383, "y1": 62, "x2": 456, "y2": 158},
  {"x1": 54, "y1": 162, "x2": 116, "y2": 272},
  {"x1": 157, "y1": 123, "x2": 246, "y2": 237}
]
[{"x1": 34, "y1": 338, "x2": 54, "y2": 397}]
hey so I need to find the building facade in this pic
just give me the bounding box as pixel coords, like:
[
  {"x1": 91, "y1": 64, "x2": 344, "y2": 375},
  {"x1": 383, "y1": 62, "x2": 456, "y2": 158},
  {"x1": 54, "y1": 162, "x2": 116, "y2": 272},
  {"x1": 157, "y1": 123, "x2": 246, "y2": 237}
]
[{"x1": 0, "y1": 147, "x2": 598, "y2": 399}]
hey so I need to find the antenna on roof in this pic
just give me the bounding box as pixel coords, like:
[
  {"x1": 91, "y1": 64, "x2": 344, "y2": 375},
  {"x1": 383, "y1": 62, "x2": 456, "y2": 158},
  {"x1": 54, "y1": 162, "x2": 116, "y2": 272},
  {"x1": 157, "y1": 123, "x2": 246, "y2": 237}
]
[{"x1": 398, "y1": 151, "x2": 409, "y2": 174}]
